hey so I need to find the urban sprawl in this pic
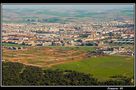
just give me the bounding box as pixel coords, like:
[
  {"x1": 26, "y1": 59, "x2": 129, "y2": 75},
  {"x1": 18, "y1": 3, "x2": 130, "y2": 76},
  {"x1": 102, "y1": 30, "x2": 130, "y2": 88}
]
[{"x1": 2, "y1": 19, "x2": 134, "y2": 56}]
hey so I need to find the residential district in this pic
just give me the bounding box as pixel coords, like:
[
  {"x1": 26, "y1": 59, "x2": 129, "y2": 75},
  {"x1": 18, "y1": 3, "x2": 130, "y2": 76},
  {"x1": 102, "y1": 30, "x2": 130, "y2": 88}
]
[{"x1": 2, "y1": 19, "x2": 134, "y2": 56}]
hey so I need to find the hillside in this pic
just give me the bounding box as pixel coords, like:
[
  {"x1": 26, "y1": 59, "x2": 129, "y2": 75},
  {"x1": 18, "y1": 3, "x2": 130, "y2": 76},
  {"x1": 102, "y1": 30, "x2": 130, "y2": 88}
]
[
  {"x1": 2, "y1": 61, "x2": 134, "y2": 85},
  {"x1": 2, "y1": 8, "x2": 134, "y2": 24}
]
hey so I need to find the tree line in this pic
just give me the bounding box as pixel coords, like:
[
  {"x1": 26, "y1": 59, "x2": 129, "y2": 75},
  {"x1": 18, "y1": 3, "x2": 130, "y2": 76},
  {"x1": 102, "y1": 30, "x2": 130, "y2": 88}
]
[{"x1": 2, "y1": 62, "x2": 134, "y2": 86}]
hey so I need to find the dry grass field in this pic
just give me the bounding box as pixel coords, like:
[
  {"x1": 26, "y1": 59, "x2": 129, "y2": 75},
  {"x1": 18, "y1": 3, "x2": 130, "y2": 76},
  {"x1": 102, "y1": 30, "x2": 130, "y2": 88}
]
[{"x1": 2, "y1": 46, "x2": 93, "y2": 67}]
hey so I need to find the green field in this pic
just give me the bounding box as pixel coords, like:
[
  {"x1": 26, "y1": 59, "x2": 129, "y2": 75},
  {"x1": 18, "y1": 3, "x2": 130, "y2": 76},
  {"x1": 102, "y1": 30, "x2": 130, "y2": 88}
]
[
  {"x1": 46, "y1": 46, "x2": 96, "y2": 52},
  {"x1": 2, "y1": 43, "x2": 27, "y2": 47},
  {"x1": 50, "y1": 55, "x2": 134, "y2": 81}
]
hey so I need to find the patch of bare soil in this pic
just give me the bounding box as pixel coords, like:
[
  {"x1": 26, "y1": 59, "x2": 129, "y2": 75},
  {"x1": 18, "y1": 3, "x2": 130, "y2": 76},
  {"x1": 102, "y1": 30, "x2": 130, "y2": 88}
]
[{"x1": 3, "y1": 47, "x2": 88, "y2": 68}]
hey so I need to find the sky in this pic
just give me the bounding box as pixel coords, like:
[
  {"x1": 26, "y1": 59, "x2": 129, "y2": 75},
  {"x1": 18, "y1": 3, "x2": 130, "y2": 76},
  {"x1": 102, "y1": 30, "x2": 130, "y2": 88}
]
[{"x1": 2, "y1": 4, "x2": 134, "y2": 11}]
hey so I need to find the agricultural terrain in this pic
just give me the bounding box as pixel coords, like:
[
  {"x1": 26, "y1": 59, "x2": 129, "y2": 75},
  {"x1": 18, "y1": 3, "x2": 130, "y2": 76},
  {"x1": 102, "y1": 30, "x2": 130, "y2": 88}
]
[{"x1": 2, "y1": 46, "x2": 134, "y2": 81}]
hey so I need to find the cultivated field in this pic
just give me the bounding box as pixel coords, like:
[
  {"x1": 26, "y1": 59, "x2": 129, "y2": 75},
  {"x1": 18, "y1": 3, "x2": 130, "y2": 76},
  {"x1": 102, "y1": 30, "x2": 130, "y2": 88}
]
[
  {"x1": 2, "y1": 46, "x2": 134, "y2": 81},
  {"x1": 51, "y1": 55, "x2": 134, "y2": 81}
]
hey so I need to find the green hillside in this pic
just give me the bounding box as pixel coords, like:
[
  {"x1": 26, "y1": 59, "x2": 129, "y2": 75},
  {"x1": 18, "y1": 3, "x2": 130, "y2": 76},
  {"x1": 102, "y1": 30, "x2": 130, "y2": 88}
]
[{"x1": 51, "y1": 55, "x2": 134, "y2": 81}]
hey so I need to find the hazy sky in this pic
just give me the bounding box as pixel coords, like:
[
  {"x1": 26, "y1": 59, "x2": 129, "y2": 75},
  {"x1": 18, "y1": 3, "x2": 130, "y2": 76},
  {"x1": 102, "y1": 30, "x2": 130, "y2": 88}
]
[{"x1": 2, "y1": 4, "x2": 134, "y2": 11}]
